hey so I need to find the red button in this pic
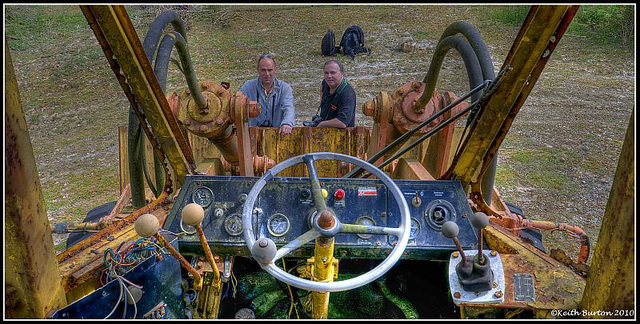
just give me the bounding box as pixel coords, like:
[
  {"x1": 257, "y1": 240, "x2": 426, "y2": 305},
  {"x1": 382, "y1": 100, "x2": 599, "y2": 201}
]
[{"x1": 334, "y1": 189, "x2": 345, "y2": 200}]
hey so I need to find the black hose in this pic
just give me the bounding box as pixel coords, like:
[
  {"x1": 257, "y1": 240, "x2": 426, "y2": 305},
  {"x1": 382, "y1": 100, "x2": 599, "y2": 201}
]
[
  {"x1": 438, "y1": 21, "x2": 498, "y2": 203},
  {"x1": 142, "y1": 10, "x2": 189, "y2": 62},
  {"x1": 129, "y1": 11, "x2": 189, "y2": 206},
  {"x1": 418, "y1": 34, "x2": 483, "y2": 107},
  {"x1": 438, "y1": 21, "x2": 495, "y2": 81},
  {"x1": 155, "y1": 31, "x2": 205, "y2": 107}
]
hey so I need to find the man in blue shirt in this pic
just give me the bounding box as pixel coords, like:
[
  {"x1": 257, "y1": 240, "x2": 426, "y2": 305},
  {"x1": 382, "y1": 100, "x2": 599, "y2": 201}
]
[
  {"x1": 240, "y1": 53, "x2": 295, "y2": 136},
  {"x1": 317, "y1": 60, "x2": 356, "y2": 128}
]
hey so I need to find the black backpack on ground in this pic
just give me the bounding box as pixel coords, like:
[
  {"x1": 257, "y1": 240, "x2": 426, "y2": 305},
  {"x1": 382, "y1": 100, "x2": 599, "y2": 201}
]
[
  {"x1": 339, "y1": 25, "x2": 371, "y2": 59},
  {"x1": 321, "y1": 29, "x2": 338, "y2": 56}
]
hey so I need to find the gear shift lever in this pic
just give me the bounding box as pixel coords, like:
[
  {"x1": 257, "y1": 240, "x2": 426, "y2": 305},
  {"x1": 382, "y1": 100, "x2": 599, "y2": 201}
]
[
  {"x1": 135, "y1": 213, "x2": 203, "y2": 290},
  {"x1": 182, "y1": 203, "x2": 221, "y2": 284}
]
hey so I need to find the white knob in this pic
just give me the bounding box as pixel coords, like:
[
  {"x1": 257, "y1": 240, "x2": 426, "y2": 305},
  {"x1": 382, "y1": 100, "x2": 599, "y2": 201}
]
[
  {"x1": 135, "y1": 213, "x2": 160, "y2": 237},
  {"x1": 182, "y1": 203, "x2": 205, "y2": 226}
]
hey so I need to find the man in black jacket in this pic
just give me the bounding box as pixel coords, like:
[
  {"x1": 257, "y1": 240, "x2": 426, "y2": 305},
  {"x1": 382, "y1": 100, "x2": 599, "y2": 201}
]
[{"x1": 316, "y1": 60, "x2": 356, "y2": 128}]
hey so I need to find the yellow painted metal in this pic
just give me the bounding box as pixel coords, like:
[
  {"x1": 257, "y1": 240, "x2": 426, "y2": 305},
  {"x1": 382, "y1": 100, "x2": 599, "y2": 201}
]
[
  {"x1": 482, "y1": 225, "x2": 585, "y2": 311},
  {"x1": 580, "y1": 112, "x2": 634, "y2": 317},
  {"x1": 450, "y1": 6, "x2": 570, "y2": 188},
  {"x1": 196, "y1": 270, "x2": 223, "y2": 319},
  {"x1": 311, "y1": 238, "x2": 337, "y2": 319},
  {"x1": 392, "y1": 158, "x2": 435, "y2": 180},
  {"x1": 5, "y1": 42, "x2": 68, "y2": 318},
  {"x1": 83, "y1": 5, "x2": 194, "y2": 188}
]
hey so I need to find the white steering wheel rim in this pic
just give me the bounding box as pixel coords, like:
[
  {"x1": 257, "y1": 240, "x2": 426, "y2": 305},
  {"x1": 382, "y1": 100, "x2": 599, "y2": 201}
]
[{"x1": 242, "y1": 152, "x2": 411, "y2": 292}]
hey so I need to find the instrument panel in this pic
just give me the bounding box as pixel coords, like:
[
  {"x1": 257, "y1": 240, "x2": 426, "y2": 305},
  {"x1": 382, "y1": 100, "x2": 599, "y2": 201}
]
[{"x1": 163, "y1": 175, "x2": 479, "y2": 261}]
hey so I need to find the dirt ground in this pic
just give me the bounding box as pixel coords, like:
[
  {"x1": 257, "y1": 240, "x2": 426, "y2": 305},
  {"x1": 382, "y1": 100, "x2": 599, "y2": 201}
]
[{"x1": 5, "y1": 5, "x2": 635, "y2": 262}]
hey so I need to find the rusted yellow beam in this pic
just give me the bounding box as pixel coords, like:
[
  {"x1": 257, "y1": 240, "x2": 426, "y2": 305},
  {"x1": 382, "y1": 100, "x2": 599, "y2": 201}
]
[
  {"x1": 449, "y1": 5, "x2": 571, "y2": 187},
  {"x1": 580, "y1": 113, "x2": 634, "y2": 317},
  {"x1": 82, "y1": 5, "x2": 195, "y2": 188},
  {"x1": 5, "y1": 41, "x2": 67, "y2": 318}
]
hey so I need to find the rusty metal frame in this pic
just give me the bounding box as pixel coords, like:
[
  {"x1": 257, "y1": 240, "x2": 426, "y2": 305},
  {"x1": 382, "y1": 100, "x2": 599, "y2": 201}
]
[
  {"x1": 446, "y1": 6, "x2": 577, "y2": 190},
  {"x1": 81, "y1": 5, "x2": 196, "y2": 187}
]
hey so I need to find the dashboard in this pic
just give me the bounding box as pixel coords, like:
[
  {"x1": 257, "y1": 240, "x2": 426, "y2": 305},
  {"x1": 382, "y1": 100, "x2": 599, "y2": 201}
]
[{"x1": 163, "y1": 175, "x2": 479, "y2": 261}]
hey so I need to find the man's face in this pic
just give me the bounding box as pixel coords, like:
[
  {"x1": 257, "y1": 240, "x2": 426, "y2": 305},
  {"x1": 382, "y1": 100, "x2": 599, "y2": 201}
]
[
  {"x1": 323, "y1": 63, "x2": 343, "y2": 89},
  {"x1": 258, "y1": 58, "x2": 277, "y2": 87}
]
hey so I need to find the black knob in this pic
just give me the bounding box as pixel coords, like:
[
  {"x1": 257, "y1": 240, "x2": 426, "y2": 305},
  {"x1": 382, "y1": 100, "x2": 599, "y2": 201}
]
[
  {"x1": 470, "y1": 211, "x2": 489, "y2": 229},
  {"x1": 300, "y1": 188, "x2": 312, "y2": 200},
  {"x1": 442, "y1": 221, "x2": 459, "y2": 239}
]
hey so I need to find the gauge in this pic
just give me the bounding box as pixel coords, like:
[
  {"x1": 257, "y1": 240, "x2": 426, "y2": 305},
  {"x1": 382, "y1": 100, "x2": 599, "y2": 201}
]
[
  {"x1": 267, "y1": 213, "x2": 290, "y2": 237},
  {"x1": 355, "y1": 216, "x2": 375, "y2": 239},
  {"x1": 224, "y1": 214, "x2": 243, "y2": 236},
  {"x1": 192, "y1": 187, "x2": 214, "y2": 208},
  {"x1": 410, "y1": 218, "x2": 420, "y2": 240}
]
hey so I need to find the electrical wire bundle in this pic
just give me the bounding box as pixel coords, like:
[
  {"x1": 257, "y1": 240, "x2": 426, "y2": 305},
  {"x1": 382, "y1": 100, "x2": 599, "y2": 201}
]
[{"x1": 101, "y1": 236, "x2": 169, "y2": 319}]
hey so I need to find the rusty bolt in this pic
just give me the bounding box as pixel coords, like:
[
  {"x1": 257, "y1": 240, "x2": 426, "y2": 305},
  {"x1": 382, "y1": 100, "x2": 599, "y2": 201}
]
[
  {"x1": 494, "y1": 291, "x2": 503, "y2": 298},
  {"x1": 248, "y1": 101, "x2": 259, "y2": 118},
  {"x1": 452, "y1": 251, "x2": 459, "y2": 258},
  {"x1": 214, "y1": 255, "x2": 220, "y2": 261},
  {"x1": 490, "y1": 250, "x2": 498, "y2": 257},
  {"x1": 363, "y1": 102, "x2": 375, "y2": 117},
  {"x1": 453, "y1": 292, "x2": 461, "y2": 298},
  {"x1": 216, "y1": 117, "x2": 224, "y2": 125},
  {"x1": 200, "y1": 125, "x2": 208, "y2": 132},
  {"x1": 186, "y1": 89, "x2": 191, "y2": 95}
]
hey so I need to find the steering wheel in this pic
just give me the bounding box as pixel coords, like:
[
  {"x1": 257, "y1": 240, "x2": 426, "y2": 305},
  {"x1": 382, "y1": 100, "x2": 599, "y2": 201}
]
[{"x1": 242, "y1": 152, "x2": 411, "y2": 292}]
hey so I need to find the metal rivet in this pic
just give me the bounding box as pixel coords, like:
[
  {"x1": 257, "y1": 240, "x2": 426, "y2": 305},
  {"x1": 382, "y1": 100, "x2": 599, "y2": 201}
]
[
  {"x1": 452, "y1": 251, "x2": 459, "y2": 258},
  {"x1": 490, "y1": 250, "x2": 498, "y2": 257},
  {"x1": 454, "y1": 291, "x2": 461, "y2": 298},
  {"x1": 494, "y1": 291, "x2": 503, "y2": 298}
]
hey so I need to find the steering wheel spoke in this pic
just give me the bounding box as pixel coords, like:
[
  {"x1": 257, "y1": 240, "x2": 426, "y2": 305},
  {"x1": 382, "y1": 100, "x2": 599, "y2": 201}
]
[
  {"x1": 340, "y1": 223, "x2": 403, "y2": 237},
  {"x1": 273, "y1": 228, "x2": 321, "y2": 260},
  {"x1": 303, "y1": 155, "x2": 327, "y2": 211}
]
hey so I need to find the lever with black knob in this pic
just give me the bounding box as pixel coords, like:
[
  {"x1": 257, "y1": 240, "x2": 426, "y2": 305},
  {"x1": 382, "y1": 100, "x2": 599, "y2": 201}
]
[
  {"x1": 470, "y1": 211, "x2": 490, "y2": 265},
  {"x1": 442, "y1": 221, "x2": 473, "y2": 278}
]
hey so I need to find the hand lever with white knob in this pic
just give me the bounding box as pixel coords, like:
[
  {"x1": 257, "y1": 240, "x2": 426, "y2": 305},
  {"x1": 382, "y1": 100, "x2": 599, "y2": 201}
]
[
  {"x1": 182, "y1": 203, "x2": 221, "y2": 284},
  {"x1": 135, "y1": 213, "x2": 203, "y2": 290}
]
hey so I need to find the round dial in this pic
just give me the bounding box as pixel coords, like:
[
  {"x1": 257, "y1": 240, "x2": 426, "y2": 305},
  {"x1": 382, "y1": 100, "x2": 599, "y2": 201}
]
[
  {"x1": 410, "y1": 218, "x2": 420, "y2": 240},
  {"x1": 224, "y1": 214, "x2": 243, "y2": 236},
  {"x1": 355, "y1": 216, "x2": 376, "y2": 239},
  {"x1": 267, "y1": 213, "x2": 290, "y2": 237},
  {"x1": 192, "y1": 187, "x2": 214, "y2": 208}
]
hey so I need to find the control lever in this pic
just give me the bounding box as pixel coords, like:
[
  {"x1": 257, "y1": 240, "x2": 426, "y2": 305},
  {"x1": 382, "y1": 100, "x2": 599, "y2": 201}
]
[
  {"x1": 182, "y1": 203, "x2": 222, "y2": 284},
  {"x1": 135, "y1": 213, "x2": 203, "y2": 290},
  {"x1": 442, "y1": 213, "x2": 493, "y2": 292},
  {"x1": 470, "y1": 211, "x2": 490, "y2": 265},
  {"x1": 442, "y1": 221, "x2": 472, "y2": 277}
]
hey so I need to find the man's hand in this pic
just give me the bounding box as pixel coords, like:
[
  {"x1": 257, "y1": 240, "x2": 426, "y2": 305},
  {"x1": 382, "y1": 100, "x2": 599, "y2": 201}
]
[{"x1": 280, "y1": 124, "x2": 292, "y2": 136}]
